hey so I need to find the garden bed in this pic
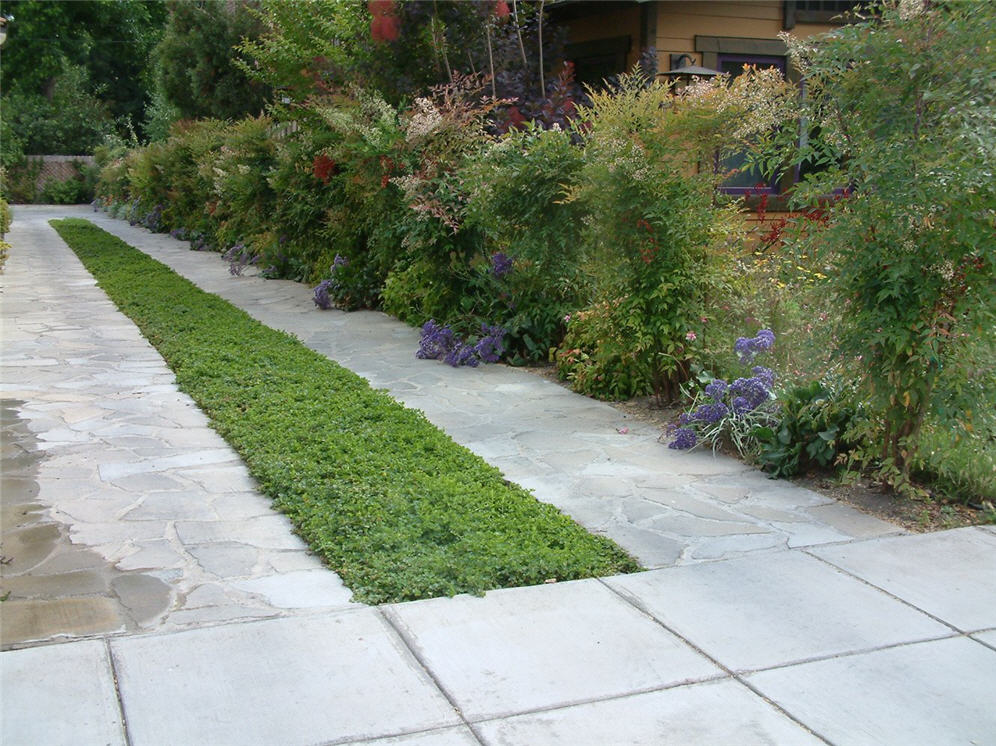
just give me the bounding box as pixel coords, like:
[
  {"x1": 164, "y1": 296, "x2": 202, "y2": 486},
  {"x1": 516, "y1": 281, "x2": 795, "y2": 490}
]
[{"x1": 52, "y1": 218, "x2": 639, "y2": 604}]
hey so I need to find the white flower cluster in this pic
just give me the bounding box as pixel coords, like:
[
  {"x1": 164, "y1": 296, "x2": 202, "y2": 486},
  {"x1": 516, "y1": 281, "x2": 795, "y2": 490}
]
[{"x1": 406, "y1": 98, "x2": 443, "y2": 142}]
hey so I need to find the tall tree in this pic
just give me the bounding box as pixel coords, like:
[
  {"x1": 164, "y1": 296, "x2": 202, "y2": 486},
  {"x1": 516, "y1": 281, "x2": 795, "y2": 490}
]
[
  {"x1": 0, "y1": 0, "x2": 166, "y2": 137},
  {"x1": 155, "y1": 0, "x2": 270, "y2": 121}
]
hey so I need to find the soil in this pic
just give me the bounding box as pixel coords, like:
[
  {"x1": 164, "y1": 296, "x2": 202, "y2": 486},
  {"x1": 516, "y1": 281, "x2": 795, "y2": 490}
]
[{"x1": 520, "y1": 363, "x2": 992, "y2": 534}]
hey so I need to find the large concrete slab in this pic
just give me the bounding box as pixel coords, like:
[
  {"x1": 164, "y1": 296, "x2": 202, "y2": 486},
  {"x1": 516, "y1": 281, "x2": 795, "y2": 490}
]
[
  {"x1": 972, "y1": 629, "x2": 996, "y2": 650},
  {"x1": 110, "y1": 610, "x2": 460, "y2": 745},
  {"x1": 1, "y1": 639, "x2": 126, "y2": 746},
  {"x1": 384, "y1": 579, "x2": 720, "y2": 721},
  {"x1": 746, "y1": 636, "x2": 996, "y2": 746},
  {"x1": 605, "y1": 551, "x2": 950, "y2": 671},
  {"x1": 809, "y1": 527, "x2": 996, "y2": 631},
  {"x1": 473, "y1": 679, "x2": 825, "y2": 745}
]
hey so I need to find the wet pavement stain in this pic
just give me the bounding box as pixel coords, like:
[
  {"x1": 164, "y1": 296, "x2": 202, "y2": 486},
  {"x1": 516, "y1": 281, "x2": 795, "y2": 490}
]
[{"x1": 1, "y1": 400, "x2": 172, "y2": 649}]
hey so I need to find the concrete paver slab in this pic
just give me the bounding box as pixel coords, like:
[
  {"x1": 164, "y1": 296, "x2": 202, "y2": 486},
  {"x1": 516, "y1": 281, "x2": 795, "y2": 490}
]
[
  {"x1": 1, "y1": 639, "x2": 126, "y2": 746},
  {"x1": 972, "y1": 629, "x2": 996, "y2": 650},
  {"x1": 110, "y1": 610, "x2": 460, "y2": 746},
  {"x1": 809, "y1": 527, "x2": 996, "y2": 631},
  {"x1": 746, "y1": 636, "x2": 996, "y2": 746},
  {"x1": 605, "y1": 551, "x2": 950, "y2": 671},
  {"x1": 384, "y1": 579, "x2": 720, "y2": 721},
  {"x1": 473, "y1": 678, "x2": 825, "y2": 745}
]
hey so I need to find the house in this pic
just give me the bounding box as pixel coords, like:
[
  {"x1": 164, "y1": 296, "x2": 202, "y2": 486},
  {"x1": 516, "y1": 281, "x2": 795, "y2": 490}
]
[
  {"x1": 550, "y1": 1, "x2": 862, "y2": 205},
  {"x1": 551, "y1": 1, "x2": 860, "y2": 85}
]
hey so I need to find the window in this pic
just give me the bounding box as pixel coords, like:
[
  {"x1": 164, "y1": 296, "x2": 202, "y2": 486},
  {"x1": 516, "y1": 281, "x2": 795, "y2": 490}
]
[{"x1": 715, "y1": 54, "x2": 787, "y2": 194}]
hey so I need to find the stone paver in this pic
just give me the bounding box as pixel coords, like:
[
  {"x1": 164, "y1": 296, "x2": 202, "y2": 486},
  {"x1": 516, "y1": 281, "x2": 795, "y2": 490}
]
[
  {"x1": 1, "y1": 210, "x2": 359, "y2": 649},
  {"x1": 746, "y1": 636, "x2": 996, "y2": 746},
  {"x1": 809, "y1": 527, "x2": 996, "y2": 632},
  {"x1": 110, "y1": 611, "x2": 461, "y2": 746},
  {"x1": 3, "y1": 206, "x2": 995, "y2": 746},
  {"x1": 384, "y1": 579, "x2": 720, "y2": 721},
  {"x1": 1, "y1": 640, "x2": 126, "y2": 746},
  {"x1": 605, "y1": 550, "x2": 950, "y2": 672}
]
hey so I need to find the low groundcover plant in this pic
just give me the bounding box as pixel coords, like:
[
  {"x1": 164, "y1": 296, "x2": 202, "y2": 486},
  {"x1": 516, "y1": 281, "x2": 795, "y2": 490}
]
[{"x1": 52, "y1": 218, "x2": 638, "y2": 603}]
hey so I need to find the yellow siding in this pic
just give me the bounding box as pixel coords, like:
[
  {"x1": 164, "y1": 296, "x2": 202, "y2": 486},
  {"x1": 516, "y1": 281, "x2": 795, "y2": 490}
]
[{"x1": 655, "y1": 1, "x2": 836, "y2": 65}]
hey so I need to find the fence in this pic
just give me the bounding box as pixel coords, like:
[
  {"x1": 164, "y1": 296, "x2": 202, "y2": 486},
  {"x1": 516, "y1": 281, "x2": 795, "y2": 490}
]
[{"x1": 26, "y1": 155, "x2": 96, "y2": 192}]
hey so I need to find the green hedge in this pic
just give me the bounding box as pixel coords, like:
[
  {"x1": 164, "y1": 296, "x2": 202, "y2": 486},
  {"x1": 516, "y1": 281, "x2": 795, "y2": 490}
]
[{"x1": 52, "y1": 218, "x2": 638, "y2": 603}]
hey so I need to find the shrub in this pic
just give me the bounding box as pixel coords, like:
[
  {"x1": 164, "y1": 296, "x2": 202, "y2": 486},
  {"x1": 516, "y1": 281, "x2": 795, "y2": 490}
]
[
  {"x1": 462, "y1": 123, "x2": 587, "y2": 361},
  {"x1": 560, "y1": 68, "x2": 787, "y2": 402},
  {"x1": 40, "y1": 176, "x2": 89, "y2": 205},
  {"x1": 759, "y1": 0, "x2": 996, "y2": 491},
  {"x1": 755, "y1": 378, "x2": 859, "y2": 478}
]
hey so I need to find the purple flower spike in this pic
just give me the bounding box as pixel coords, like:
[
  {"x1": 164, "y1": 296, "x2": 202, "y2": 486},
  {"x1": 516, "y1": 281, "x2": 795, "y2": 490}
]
[
  {"x1": 313, "y1": 279, "x2": 334, "y2": 310},
  {"x1": 490, "y1": 252, "x2": 514, "y2": 279},
  {"x1": 669, "y1": 427, "x2": 697, "y2": 450}
]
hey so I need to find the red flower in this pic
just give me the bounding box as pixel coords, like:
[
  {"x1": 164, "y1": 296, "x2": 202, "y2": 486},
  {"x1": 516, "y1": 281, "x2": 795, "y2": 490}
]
[
  {"x1": 369, "y1": 0, "x2": 400, "y2": 42},
  {"x1": 312, "y1": 154, "x2": 337, "y2": 184},
  {"x1": 493, "y1": 1, "x2": 510, "y2": 19}
]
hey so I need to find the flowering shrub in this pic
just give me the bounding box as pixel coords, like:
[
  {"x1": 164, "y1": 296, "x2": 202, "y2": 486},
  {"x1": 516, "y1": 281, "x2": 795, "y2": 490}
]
[
  {"x1": 667, "y1": 331, "x2": 779, "y2": 458},
  {"x1": 753, "y1": 1, "x2": 996, "y2": 493},
  {"x1": 555, "y1": 299, "x2": 650, "y2": 401},
  {"x1": 416, "y1": 319, "x2": 506, "y2": 368},
  {"x1": 558, "y1": 68, "x2": 785, "y2": 403}
]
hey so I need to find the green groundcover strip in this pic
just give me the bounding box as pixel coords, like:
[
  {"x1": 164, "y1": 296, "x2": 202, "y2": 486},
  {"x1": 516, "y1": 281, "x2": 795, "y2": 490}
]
[{"x1": 53, "y1": 219, "x2": 639, "y2": 603}]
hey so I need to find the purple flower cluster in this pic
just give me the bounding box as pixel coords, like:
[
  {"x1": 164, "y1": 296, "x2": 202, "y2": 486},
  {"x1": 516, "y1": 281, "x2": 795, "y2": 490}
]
[
  {"x1": 704, "y1": 379, "x2": 728, "y2": 400},
  {"x1": 490, "y1": 252, "x2": 514, "y2": 279},
  {"x1": 669, "y1": 427, "x2": 697, "y2": 450},
  {"x1": 416, "y1": 320, "x2": 507, "y2": 368},
  {"x1": 691, "y1": 401, "x2": 730, "y2": 424},
  {"x1": 313, "y1": 279, "x2": 334, "y2": 310},
  {"x1": 223, "y1": 243, "x2": 258, "y2": 276},
  {"x1": 311, "y1": 256, "x2": 350, "y2": 310},
  {"x1": 668, "y1": 331, "x2": 778, "y2": 451},
  {"x1": 729, "y1": 375, "x2": 771, "y2": 410},
  {"x1": 734, "y1": 329, "x2": 775, "y2": 363}
]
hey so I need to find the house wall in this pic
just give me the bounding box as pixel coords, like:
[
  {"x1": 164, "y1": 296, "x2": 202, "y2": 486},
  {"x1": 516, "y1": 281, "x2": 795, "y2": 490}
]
[
  {"x1": 654, "y1": 1, "x2": 835, "y2": 74},
  {"x1": 563, "y1": 3, "x2": 644, "y2": 70}
]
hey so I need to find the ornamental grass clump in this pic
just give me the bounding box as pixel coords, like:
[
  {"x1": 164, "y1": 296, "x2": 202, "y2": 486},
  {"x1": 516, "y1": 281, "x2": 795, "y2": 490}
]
[{"x1": 667, "y1": 330, "x2": 779, "y2": 459}]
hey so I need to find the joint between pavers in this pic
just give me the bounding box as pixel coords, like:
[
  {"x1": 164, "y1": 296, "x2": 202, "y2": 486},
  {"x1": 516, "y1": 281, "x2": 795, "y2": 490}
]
[
  {"x1": 462, "y1": 674, "x2": 732, "y2": 729},
  {"x1": 104, "y1": 636, "x2": 135, "y2": 746},
  {"x1": 595, "y1": 576, "x2": 836, "y2": 745},
  {"x1": 969, "y1": 630, "x2": 996, "y2": 654},
  {"x1": 801, "y1": 548, "x2": 968, "y2": 635},
  {"x1": 732, "y1": 631, "x2": 964, "y2": 679},
  {"x1": 375, "y1": 606, "x2": 484, "y2": 743}
]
